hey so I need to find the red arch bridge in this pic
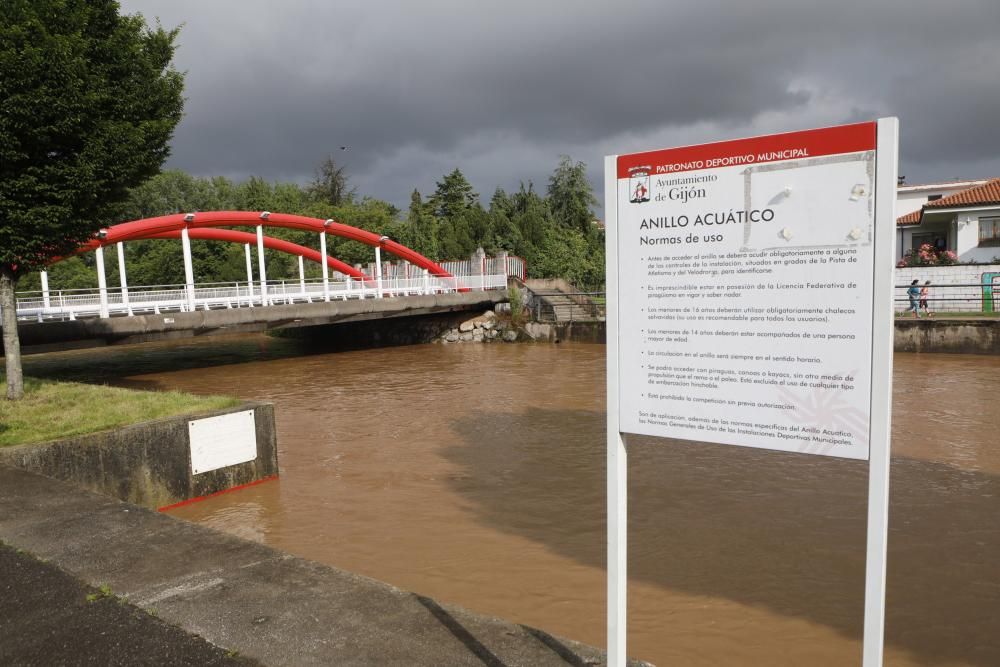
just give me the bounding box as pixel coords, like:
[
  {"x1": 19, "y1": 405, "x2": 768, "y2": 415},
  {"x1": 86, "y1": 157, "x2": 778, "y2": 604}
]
[{"x1": 14, "y1": 212, "x2": 525, "y2": 322}]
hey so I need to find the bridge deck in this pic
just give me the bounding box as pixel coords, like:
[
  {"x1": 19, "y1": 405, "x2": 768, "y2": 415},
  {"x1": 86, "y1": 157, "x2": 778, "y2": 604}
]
[{"x1": 6, "y1": 291, "x2": 507, "y2": 355}]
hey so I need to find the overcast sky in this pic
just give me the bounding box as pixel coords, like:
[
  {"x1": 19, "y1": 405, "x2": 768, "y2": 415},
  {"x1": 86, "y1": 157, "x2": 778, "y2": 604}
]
[{"x1": 120, "y1": 0, "x2": 1000, "y2": 215}]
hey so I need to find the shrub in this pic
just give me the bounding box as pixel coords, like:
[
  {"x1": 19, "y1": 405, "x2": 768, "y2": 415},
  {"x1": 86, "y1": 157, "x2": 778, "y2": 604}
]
[
  {"x1": 897, "y1": 244, "x2": 958, "y2": 268},
  {"x1": 507, "y1": 285, "x2": 527, "y2": 326}
]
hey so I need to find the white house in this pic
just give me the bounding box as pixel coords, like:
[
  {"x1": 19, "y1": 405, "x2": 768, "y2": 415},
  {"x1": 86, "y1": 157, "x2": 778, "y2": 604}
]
[{"x1": 896, "y1": 178, "x2": 1000, "y2": 263}]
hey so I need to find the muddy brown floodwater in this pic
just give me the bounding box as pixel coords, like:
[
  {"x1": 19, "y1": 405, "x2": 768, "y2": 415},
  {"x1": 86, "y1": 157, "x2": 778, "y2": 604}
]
[{"x1": 41, "y1": 339, "x2": 998, "y2": 666}]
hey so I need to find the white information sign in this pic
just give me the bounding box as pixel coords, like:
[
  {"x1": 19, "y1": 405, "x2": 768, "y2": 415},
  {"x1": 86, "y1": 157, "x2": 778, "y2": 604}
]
[
  {"x1": 189, "y1": 410, "x2": 258, "y2": 475},
  {"x1": 617, "y1": 123, "x2": 881, "y2": 460},
  {"x1": 605, "y1": 120, "x2": 897, "y2": 666}
]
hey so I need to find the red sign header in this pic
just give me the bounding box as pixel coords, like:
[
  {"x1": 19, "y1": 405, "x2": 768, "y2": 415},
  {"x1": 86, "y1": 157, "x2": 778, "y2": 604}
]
[{"x1": 616, "y1": 121, "x2": 876, "y2": 179}]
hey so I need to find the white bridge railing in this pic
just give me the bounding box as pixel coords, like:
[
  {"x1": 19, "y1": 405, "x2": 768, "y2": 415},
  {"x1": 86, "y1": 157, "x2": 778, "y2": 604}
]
[{"x1": 14, "y1": 273, "x2": 509, "y2": 323}]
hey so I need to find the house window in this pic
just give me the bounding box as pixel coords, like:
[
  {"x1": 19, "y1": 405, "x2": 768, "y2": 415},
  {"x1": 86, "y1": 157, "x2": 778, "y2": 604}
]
[
  {"x1": 913, "y1": 233, "x2": 947, "y2": 251},
  {"x1": 979, "y1": 217, "x2": 1000, "y2": 247},
  {"x1": 927, "y1": 194, "x2": 943, "y2": 202}
]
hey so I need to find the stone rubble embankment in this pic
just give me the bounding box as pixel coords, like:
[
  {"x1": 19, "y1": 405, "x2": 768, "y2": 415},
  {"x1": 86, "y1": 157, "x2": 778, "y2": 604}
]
[{"x1": 437, "y1": 310, "x2": 520, "y2": 343}]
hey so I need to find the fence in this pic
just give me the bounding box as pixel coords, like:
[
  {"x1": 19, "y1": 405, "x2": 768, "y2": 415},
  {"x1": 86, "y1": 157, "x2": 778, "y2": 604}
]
[
  {"x1": 521, "y1": 285, "x2": 998, "y2": 320},
  {"x1": 384, "y1": 255, "x2": 527, "y2": 282},
  {"x1": 530, "y1": 292, "x2": 607, "y2": 322},
  {"x1": 13, "y1": 273, "x2": 509, "y2": 323},
  {"x1": 893, "y1": 281, "x2": 999, "y2": 315}
]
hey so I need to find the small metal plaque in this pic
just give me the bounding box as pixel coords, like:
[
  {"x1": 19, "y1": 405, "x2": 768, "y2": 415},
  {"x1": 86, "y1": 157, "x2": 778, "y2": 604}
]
[{"x1": 189, "y1": 410, "x2": 257, "y2": 475}]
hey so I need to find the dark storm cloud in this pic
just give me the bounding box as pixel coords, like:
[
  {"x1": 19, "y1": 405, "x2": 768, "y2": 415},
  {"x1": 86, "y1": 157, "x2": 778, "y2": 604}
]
[{"x1": 121, "y1": 0, "x2": 1000, "y2": 209}]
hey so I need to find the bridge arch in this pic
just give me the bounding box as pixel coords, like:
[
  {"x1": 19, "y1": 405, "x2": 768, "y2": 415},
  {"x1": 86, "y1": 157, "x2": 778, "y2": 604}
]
[
  {"x1": 135, "y1": 228, "x2": 372, "y2": 282},
  {"x1": 75, "y1": 211, "x2": 453, "y2": 279},
  {"x1": 30, "y1": 211, "x2": 461, "y2": 318}
]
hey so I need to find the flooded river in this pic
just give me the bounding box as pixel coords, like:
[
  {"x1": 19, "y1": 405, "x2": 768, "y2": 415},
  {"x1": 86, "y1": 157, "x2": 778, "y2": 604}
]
[{"x1": 29, "y1": 339, "x2": 999, "y2": 665}]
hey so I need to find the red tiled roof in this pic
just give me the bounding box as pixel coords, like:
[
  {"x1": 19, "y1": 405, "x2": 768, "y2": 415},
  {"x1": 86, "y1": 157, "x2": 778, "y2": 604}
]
[
  {"x1": 924, "y1": 178, "x2": 1000, "y2": 209},
  {"x1": 897, "y1": 178, "x2": 1000, "y2": 226}
]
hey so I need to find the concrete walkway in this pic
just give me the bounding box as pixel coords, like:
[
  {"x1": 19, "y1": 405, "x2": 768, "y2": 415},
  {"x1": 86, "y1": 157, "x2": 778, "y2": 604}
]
[
  {"x1": 0, "y1": 542, "x2": 259, "y2": 666},
  {"x1": 0, "y1": 466, "x2": 643, "y2": 666}
]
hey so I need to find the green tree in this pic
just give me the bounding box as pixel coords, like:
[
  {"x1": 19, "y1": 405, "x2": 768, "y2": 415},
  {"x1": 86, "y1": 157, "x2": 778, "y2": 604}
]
[
  {"x1": 307, "y1": 155, "x2": 355, "y2": 207},
  {"x1": 532, "y1": 227, "x2": 605, "y2": 291},
  {"x1": 118, "y1": 170, "x2": 245, "y2": 221},
  {"x1": 547, "y1": 155, "x2": 598, "y2": 235},
  {"x1": 510, "y1": 183, "x2": 549, "y2": 251},
  {"x1": 430, "y1": 168, "x2": 477, "y2": 219},
  {"x1": 406, "y1": 190, "x2": 439, "y2": 259},
  {"x1": 429, "y1": 169, "x2": 483, "y2": 261},
  {"x1": 0, "y1": 0, "x2": 184, "y2": 399}
]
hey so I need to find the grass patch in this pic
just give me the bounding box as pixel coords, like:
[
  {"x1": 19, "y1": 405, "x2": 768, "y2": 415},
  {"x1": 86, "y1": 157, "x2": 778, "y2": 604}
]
[
  {"x1": 0, "y1": 375, "x2": 239, "y2": 447},
  {"x1": 86, "y1": 584, "x2": 114, "y2": 603}
]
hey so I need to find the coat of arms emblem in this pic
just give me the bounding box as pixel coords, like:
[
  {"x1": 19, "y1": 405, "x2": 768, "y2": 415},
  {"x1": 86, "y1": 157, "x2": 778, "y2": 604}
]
[{"x1": 628, "y1": 166, "x2": 650, "y2": 203}]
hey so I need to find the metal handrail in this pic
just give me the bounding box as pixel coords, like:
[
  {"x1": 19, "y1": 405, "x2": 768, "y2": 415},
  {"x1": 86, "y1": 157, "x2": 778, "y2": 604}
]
[{"x1": 12, "y1": 272, "x2": 510, "y2": 323}]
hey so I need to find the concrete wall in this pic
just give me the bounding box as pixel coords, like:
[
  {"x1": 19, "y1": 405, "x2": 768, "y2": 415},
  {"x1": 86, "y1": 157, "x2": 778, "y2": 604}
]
[
  {"x1": 0, "y1": 402, "x2": 278, "y2": 510},
  {"x1": 894, "y1": 320, "x2": 1000, "y2": 355},
  {"x1": 520, "y1": 318, "x2": 1000, "y2": 353},
  {"x1": 280, "y1": 311, "x2": 478, "y2": 349},
  {"x1": 896, "y1": 189, "x2": 934, "y2": 216},
  {"x1": 524, "y1": 278, "x2": 578, "y2": 293},
  {"x1": 523, "y1": 321, "x2": 606, "y2": 344}
]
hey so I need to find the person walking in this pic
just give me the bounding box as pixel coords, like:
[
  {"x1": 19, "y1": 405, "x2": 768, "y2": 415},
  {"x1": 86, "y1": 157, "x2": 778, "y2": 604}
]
[
  {"x1": 920, "y1": 280, "x2": 933, "y2": 318},
  {"x1": 907, "y1": 279, "x2": 921, "y2": 318}
]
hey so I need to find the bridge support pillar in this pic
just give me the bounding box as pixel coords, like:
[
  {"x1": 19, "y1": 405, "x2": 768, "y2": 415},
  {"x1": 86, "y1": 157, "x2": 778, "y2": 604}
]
[
  {"x1": 116, "y1": 242, "x2": 132, "y2": 316},
  {"x1": 298, "y1": 256, "x2": 306, "y2": 301},
  {"x1": 497, "y1": 250, "x2": 509, "y2": 287},
  {"x1": 40, "y1": 271, "x2": 50, "y2": 309},
  {"x1": 320, "y1": 232, "x2": 330, "y2": 302},
  {"x1": 244, "y1": 244, "x2": 254, "y2": 306},
  {"x1": 256, "y1": 225, "x2": 269, "y2": 306},
  {"x1": 95, "y1": 245, "x2": 110, "y2": 319},
  {"x1": 472, "y1": 246, "x2": 486, "y2": 290},
  {"x1": 375, "y1": 246, "x2": 384, "y2": 299},
  {"x1": 181, "y1": 227, "x2": 196, "y2": 312}
]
